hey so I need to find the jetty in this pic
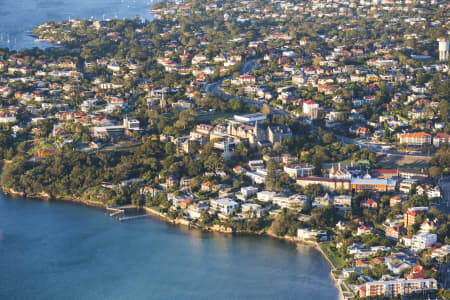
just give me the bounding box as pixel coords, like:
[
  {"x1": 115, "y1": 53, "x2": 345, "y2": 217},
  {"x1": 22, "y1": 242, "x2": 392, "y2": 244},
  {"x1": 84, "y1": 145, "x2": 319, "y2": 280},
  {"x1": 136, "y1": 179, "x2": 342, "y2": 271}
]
[
  {"x1": 107, "y1": 204, "x2": 137, "y2": 217},
  {"x1": 118, "y1": 214, "x2": 151, "y2": 222}
]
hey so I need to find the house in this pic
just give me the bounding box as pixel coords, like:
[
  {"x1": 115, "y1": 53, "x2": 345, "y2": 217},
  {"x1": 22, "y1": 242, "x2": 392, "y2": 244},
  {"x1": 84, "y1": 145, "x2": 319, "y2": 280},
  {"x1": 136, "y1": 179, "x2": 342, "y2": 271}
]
[
  {"x1": 406, "y1": 265, "x2": 427, "y2": 280},
  {"x1": 241, "y1": 203, "x2": 264, "y2": 218},
  {"x1": 257, "y1": 191, "x2": 276, "y2": 202},
  {"x1": 390, "y1": 196, "x2": 404, "y2": 207},
  {"x1": 210, "y1": 198, "x2": 239, "y2": 216},
  {"x1": 297, "y1": 228, "x2": 321, "y2": 240},
  {"x1": 360, "y1": 198, "x2": 379, "y2": 210},
  {"x1": 140, "y1": 186, "x2": 162, "y2": 197},
  {"x1": 186, "y1": 201, "x2": 209, "y2": 219},
  {"x1": 431, "y1": 245, "x2": 450, "y2": 260},
  {"x1": 386, "y1": 226, "x2": 405, "y2": 240},
  {"x1": 398, "y1": 132, "x2": 432, "y2": 146},
  {"x1": 419, "y1": 219, "x2": 437, "y2": 233},
  {"x1": 201, "y1": 181, "x2": 212, "y2": 192},
  {"x1": 357, "y1": 226, "x2": 373, "y2": 236},
  {"x1": 246, "y1": 169, "x2": 267, "y2": 185},
  {"x1": 312, "y1": 193, "x2": 332, "y2": 207},
  {"x1": 241, "y1": 187, "x2": 259, "y2": 199},
  {"x1": 272, "y1": 194, "x2": 308, "y2": 210},
  {"x1": 333, "y1": 195, "x2": 352, "y2": 208},
  {"x1": 233, "y1": 165, "x2": 246, "y2": 174},
  {"x1": 386, "y1": 258, "x2": 412, "y2": 275}
]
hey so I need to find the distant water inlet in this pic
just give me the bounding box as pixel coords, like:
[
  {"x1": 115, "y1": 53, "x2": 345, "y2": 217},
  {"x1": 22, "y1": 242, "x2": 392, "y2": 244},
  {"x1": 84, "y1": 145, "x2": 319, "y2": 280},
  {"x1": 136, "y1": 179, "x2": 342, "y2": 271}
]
[
  {"x1": 0, "y1": 0, "x2": 156, "y2": 50},
  {"x1": 0, "y1": 193, "x2": 339, "y2": 299}
]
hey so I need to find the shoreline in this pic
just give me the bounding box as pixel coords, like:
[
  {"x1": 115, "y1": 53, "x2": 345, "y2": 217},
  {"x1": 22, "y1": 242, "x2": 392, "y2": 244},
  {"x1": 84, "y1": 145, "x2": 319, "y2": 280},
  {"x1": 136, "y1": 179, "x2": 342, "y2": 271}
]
[{"x1": 1, "y1": 186, "x2": 346, "y2": 299}]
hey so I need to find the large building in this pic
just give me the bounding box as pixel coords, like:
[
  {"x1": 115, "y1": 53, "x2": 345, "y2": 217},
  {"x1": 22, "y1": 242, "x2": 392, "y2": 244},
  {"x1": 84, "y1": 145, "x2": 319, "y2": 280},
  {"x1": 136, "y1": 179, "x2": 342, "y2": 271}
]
[
  {"x1": 351, "y1": 178, "x2": 397, "y2": 193},
  {"x1": 233, "y1": 113, "x2": 267, "y2": 124},
  {"x1": 283, "y1": 164, "x2": 314, "y2": 178},
  {"x1": 267, "y1": 125, "x2": 292, "y2": 143},
  {"x1": 438, "y1": 37, "x2": 449, "y2": 62},
  {"x1": 359, "y1": 278, "x2": 437, "y2": 298},
  {"x1": 398, "y1": 132, "x2": 432, "y2": 146},
  {"x1": 403, "y1": 207, "x2": 429, "y2": 228},
  {"x1": 411, "y1": 233, "x2": 437, "y2": 251},
  {"x1": 303, "y1": 99, "x2": 319, "y2": 120},
  {"x1": 296, "y1": 177, "x2": 350, "y2": 191}
]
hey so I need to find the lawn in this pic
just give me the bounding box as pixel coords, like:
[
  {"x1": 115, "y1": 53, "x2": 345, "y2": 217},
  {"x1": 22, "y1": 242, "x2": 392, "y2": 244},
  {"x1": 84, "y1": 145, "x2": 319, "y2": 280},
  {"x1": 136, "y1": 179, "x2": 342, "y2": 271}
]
[
  {"x1": 320, "y1": 242, "x2": 346, "y2": 269},
  {"x1": 197, "y1": 111, "x2": 234, "y2": 122}
]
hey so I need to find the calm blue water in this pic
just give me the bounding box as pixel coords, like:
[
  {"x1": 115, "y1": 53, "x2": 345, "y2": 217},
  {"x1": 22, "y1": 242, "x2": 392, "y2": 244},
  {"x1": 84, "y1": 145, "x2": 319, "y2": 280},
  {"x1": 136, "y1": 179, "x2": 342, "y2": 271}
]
[
  {"x1": 0, "y1": 0, "x2": 155, "y2": 50},
  {"x1": 0, "y1": 193, "x2": 339, "y2": 300}
]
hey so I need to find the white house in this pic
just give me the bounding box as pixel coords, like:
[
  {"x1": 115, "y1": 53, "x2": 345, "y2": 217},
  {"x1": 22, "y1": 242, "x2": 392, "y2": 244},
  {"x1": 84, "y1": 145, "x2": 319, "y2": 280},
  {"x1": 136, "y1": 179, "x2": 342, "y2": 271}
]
[
  {"x1": 297, "y1": 228, "x2": 320, "y2": 240},
  {"x1": 257, "y1": 191, "x2": 276, "y2": 202},
  {"x1": 210, "y1": 198, "x2": 239, "y2": 216}
]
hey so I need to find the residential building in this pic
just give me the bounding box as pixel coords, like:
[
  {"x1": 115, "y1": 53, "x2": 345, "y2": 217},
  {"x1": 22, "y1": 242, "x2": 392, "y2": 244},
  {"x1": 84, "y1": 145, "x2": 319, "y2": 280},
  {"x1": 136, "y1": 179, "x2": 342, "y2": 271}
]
[
  {"x1": 257, "y1": 191, "x2": 276, "y2": 202},
  {"x1": 359, "y1": 278, "x2": 437, "y2": 298},
  {"x1": 272, "y1": 194, "x2": 308, "y2": 210},
  {"x1": 297, "y1": 228, "x2": 321, "y2": 240},
  {"x1": 333, "y1": 195, "x2": 352, "y2": 208},
  {"x1": 411, "y1": 233, "x2": 437, "y2": 251},
  {"x1": 303, "y1": 99, "x2": 319, "y2": 120},
  {"x1": 433, "y1": 132, "x2": 450, "y2": 147},
  {"x1": 240, "y1": 186, "x2": 258, "y2": 199},
  {"x1": 241, "y1": 203, "x2": 264, "y2": 218},
  {"x1": 438, "y1": 37, "x2": 449, "y2": 61},
  {"x1": 312, "y1": 193, "x2": 332, "y2": 207},
  {"x1": 385, "y1": 226, "x2": 405, "y2": 240},
  {"x1": 360, "y1": 198, "x2": 379, "y2": 210},
  {"x1": 210, "y1": 198, "x2": 239, "y2": 216},
  {"x1": 390, "y1": 196, "x2": 404, "y2": 207},
  {"x1": 399, "y1": 179, "x2": 417, "y2": 194},
  {"x1": 398, "y1": 132, "x2": 432, "y2": 146},
  {"x1": 403, "y1": 207, "x2": 429, "y2": 228}
]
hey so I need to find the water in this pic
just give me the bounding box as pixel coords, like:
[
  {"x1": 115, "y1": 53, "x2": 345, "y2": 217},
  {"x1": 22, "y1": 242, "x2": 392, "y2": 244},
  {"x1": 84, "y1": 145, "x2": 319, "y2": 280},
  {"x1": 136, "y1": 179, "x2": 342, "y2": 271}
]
[
  {"x1": 0, "y1": 0, "x2": 155, "y2": 50},
  {"x1": 0, "y1": 193, "x2": 339, "y2": 299}
]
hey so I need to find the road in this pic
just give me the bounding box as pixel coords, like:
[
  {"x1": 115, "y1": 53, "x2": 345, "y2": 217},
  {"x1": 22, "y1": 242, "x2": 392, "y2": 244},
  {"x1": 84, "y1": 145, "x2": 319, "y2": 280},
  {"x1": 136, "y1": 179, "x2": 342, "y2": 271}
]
[{"x1": 437, "y1": 176, "x2": 450, "y2": 214}]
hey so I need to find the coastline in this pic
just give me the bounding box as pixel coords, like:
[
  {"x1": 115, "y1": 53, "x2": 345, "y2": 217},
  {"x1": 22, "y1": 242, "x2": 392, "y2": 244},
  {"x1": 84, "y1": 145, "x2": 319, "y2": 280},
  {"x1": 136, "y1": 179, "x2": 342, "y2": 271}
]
[{"x1": 1, "y1": 186, "x2": 346, "y2": 299}]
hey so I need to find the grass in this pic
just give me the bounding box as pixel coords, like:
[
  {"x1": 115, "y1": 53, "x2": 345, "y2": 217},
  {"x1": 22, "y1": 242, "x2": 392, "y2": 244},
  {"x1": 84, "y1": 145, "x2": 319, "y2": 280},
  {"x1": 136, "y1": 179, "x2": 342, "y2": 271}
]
[
  {"x1": 320, "y1": 242, "x2": 346, "y2": 270},
  {"x1": 197, "y1": 111, "x2": 234, "y2": 122}
]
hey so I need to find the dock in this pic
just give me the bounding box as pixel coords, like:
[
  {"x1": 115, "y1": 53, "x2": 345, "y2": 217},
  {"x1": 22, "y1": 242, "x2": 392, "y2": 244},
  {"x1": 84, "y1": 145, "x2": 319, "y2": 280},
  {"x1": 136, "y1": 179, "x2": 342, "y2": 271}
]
[{"x1": 118, "y1": 214, "x2": 151, "y2": 222}]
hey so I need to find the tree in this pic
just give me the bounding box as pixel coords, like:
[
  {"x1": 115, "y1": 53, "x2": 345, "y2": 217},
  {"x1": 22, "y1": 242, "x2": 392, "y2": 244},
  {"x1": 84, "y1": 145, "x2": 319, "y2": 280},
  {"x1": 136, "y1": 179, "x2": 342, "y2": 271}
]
[
  {"x1": 429, "y1": 166, "x2": 442, "y2": 179},
  {"x1": 265, "y1": 159, "x2": 277, "y2": 191},
  {"x1": 261, "y1": 103, "x2": 271, "y2": 115}
]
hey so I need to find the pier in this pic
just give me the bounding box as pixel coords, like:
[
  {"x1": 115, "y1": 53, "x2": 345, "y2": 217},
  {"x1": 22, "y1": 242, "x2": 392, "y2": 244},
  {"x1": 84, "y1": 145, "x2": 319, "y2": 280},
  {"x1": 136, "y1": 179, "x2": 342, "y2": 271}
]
[{"x1": 118, "y1": 214, "x2": 151, "y2": 222}]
